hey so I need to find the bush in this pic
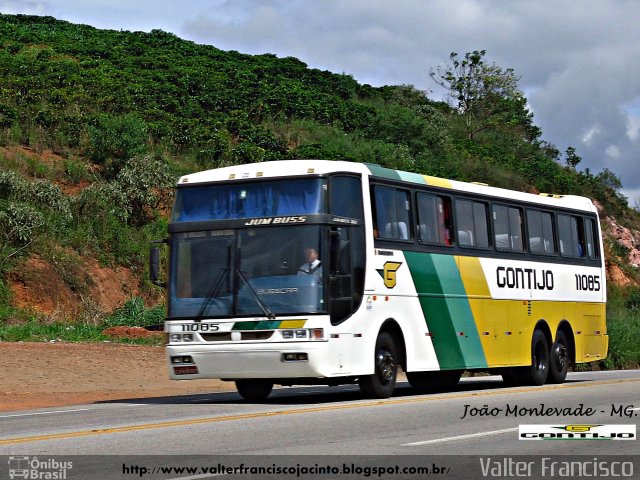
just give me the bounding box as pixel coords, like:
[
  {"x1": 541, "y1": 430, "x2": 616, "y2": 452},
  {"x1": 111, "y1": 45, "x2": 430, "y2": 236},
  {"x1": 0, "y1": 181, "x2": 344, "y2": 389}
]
[
  {"x1": 0, "y1": 202, "x2": 44, "y2": 265},
  {"x1": 114, "y1": 154, "x2": 175, "y2": 226},
  {"x1": 87, "y1": 113, "x2": 148, "y2": 178},
  {"x1": 102, "y1": 297, "x2": 164, "y2": 328}
]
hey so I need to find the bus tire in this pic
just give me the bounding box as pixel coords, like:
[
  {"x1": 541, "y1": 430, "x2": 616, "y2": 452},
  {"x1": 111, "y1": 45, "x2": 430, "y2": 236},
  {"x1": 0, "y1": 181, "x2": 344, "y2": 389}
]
[
  {"x1": 359, "y1": 332, "x2": 398, "y2": 398},
  {"x1": 548, "y1": 331, "x2": 570, "y2": 384},
  {"x1": 521, "y1": 329, "x2": 550, "y2": 386},
  {"x1": 407, "y1": 370, "x2": 462, "y2": 392},
  {"x1": 235, "y1": 379, "x2": 273, "y2": 402}
]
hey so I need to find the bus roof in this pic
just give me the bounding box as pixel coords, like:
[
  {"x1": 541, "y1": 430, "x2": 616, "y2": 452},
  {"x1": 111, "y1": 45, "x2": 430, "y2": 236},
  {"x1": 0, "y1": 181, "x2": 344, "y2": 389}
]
[{"x1": 178, "y1": 160, "x2": 597, "y2": 213}]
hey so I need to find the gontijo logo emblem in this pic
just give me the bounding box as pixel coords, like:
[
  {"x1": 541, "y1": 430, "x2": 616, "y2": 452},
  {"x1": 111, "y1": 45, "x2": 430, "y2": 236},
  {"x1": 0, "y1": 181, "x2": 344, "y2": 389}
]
[
  {"x1": 377, "y1": 262, "x2": 402, "y2": 289},
  {"x1": 519, "y1": 424, "x2": 636, "y2": 440}
]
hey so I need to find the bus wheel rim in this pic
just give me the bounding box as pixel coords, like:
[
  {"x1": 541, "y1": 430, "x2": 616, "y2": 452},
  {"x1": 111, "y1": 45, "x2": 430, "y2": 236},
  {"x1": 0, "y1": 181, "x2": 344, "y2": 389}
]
[
  {"x1": 553, "y1": 343, "x2": 568, "y2": 371},
  {"x1": 376, "y1": 350, "x2": 395, "y2": 383},
  {"x1": 533, "y1": 343, "x2": 547, "y2": 375}
]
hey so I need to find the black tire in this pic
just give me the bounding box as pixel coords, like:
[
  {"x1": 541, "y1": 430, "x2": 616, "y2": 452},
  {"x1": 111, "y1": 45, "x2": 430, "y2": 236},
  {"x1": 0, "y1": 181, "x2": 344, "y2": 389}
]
[
  {"x1": 407, "y1": 370, "x2": 462, "y2": 392},
  {"x1": 548, "y1": 331, "x2": 570, "y2": 384},
  {"x1": 235, "y1": 379, "x2": 273, "y2": 401},
  {"x1": 520, "y1": 329, "x2": 550, "y2": 386},
  {"x1": 359, "y1": 332, "x2": 398, "y2": 398}
]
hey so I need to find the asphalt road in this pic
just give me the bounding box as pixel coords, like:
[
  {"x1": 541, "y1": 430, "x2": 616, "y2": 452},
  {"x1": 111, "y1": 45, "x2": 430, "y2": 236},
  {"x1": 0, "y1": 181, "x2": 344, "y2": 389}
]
[{"x1": 1, "y1": 371, "x2": 638, "y2": 479}]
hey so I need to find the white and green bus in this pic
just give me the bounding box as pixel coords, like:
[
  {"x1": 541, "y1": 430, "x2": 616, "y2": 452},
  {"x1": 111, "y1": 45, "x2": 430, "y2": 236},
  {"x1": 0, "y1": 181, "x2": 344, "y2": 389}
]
[{"x1": 150, "y1": 160, "x2": 607, "y2": 400}]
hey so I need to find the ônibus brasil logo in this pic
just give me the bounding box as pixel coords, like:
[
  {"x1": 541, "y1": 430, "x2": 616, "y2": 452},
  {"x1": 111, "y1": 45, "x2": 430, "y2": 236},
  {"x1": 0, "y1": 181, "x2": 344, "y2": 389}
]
[
  {"x1": 8, "y1": 456, "x2": 73, "y2": 479},
  {"x1": 519, "y1": 424, "x2": 636, "y2": 440}
]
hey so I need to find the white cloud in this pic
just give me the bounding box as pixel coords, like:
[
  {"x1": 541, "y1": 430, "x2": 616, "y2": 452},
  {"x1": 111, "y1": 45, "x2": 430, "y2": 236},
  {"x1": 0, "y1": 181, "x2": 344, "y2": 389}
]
[
  {"x1": 582, "y1": 127, "x2": 601, "y2": 147},
  {"x1": 0, "y1": 0, "x2": 47, "y2": 15},
  {"x1": 606, "y1": 145, "x2": 621, "y2": 159}
]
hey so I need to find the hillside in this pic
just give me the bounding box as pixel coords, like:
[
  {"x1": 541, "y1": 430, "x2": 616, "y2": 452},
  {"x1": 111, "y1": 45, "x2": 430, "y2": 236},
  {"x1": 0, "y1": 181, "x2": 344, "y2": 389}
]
[{"x1": 0, "y1": 13, "x2": 639, "y2": 342}]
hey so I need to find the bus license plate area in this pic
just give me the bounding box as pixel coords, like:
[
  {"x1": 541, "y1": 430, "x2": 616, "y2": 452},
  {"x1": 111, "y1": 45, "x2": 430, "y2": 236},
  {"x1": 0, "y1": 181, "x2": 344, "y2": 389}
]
[{"x1": 173, "y1": 365, "x2": 199, "y2": 375}]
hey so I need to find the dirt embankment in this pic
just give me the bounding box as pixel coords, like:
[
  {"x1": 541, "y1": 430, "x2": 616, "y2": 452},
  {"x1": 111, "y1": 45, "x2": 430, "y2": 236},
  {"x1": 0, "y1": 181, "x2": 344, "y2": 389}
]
[{"x1": 0, "y1": 342, "x2": 235, "y2": 411}]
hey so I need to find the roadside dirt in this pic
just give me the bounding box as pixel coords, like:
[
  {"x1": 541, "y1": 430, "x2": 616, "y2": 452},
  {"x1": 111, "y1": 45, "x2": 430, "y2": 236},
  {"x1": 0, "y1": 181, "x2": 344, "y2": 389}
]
[{"x1": 0, "y1": 342, "x2": 236, "y2": 412}]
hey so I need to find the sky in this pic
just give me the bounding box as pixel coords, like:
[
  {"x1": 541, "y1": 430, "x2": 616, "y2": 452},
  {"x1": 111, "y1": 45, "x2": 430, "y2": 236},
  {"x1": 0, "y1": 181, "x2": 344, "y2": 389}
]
[{"x1": 3, "y1": 0, "x2": 640, "y2": 203}]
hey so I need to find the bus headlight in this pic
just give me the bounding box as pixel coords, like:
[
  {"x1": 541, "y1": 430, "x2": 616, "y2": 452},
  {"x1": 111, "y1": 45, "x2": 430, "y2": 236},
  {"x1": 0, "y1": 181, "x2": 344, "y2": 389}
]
[
  {"x1": 280, "y1": 328, "x2": 324, "y2": 340},
  {"x1": 170, "y1": 333, "x2": 197, "y2": 343},
  {"x1": 309, "y1": 328, "x2": 324, "y2": 340}
]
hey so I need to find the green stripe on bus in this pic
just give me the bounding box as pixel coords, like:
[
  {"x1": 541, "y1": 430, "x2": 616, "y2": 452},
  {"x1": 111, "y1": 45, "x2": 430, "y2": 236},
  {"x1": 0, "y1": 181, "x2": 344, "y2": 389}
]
[
  {"x1": 431, "y1": 255, "x2": 487, "y2": 368},
  {"x1": 404, "y1": 252, "x2": 464, "y2": 368},
  {"x1": 404, "y1": 252, "x2": 488, "y2": 369},
  {"x1": 365, "y1": 163, "x2": 402, "y2": 180},
  {"x1": 232, "y1": 321, "x2": 280, "y2": 330},
  {"x1": 397, "y1": 171, "x2": 426, "y2": 184}
]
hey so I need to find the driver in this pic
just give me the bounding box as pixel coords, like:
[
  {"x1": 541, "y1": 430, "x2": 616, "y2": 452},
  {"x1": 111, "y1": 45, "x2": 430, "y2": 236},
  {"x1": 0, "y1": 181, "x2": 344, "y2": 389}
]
[{"x1": 297, "y1": 247, "x2": 322, "y2": 277}]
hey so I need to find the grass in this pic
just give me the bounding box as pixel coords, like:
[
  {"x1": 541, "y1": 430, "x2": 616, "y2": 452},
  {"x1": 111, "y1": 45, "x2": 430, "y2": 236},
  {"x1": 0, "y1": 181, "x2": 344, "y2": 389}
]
[
  {"x1": 600, "y1": 286, "x2": 640, "y2": 369},
  {"x1": 0, "y1": 321, "x2": 160, "y2": 344},
  {"x1": 0, "y1": 297, "x2": 164, "y2": 345}
]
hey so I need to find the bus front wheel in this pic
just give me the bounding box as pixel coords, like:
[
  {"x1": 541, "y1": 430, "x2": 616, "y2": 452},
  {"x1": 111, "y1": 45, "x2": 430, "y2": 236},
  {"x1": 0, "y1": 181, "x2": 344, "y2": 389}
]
[
  {"x1": 359, "y1": 332, "x2": 398, "y2": 399},
  {"x1": 235, "y1": 379, "x2": 273, "y2": 402}
]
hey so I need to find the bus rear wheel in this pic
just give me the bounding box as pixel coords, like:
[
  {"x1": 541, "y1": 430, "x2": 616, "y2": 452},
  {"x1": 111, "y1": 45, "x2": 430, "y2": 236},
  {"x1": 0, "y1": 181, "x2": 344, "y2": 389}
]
[
  {"x1": 359, "y1": 332, "x2": 398, "y2": 399},
  {"x1": 548, "y1": 331, "x2": 570, "y2": 384},
  {"x1": 521, "y1": 329, "x2": 550, "y2": 386},
  {"x1": 235, "y1": 379, "x2": 273, "y2": 402}
]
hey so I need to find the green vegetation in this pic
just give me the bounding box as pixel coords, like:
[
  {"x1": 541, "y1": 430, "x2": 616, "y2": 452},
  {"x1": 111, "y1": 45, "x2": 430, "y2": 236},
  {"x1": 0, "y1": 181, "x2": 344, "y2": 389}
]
[
  {"x1": 0, "y1": 297, "x2": 163, "y2": 345},
  {"x1": 601, "y1": 286, "x2": 640, "y2": 369},
  {"x1": 0, "y1": 14, "x2": 637, "y2": 364}
]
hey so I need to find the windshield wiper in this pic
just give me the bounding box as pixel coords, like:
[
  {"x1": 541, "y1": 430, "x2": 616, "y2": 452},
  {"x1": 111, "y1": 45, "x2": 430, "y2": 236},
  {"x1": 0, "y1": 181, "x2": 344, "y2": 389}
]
[
  {"x1": 195, "y1": 267, "x2": 229, "y2": 321},
  {"x1": 236, "y1": 269, "x2": 276, "y2": 320}
]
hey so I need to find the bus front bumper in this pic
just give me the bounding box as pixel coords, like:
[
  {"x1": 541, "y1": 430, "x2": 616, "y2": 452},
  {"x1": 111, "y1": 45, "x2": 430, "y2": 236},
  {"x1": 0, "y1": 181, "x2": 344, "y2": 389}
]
[{"x1": 166, "y1": 342, "x2": 336, "y2": 380}]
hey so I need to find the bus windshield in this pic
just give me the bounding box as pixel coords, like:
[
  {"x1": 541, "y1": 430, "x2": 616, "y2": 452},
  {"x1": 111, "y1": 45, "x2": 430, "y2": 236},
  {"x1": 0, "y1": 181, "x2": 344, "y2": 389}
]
[
  {"x1": 172, "y1": 178, "x2": 325, "y2": 222},
  {"x1": 169, "y1": 226, "x2": 325, "y2": 318}
]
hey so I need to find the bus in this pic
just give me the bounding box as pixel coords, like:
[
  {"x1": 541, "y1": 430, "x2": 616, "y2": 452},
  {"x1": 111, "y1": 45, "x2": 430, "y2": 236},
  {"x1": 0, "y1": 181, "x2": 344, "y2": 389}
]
[{"x1": 150, "y1": 160, "x2": 607, "y2": 400}]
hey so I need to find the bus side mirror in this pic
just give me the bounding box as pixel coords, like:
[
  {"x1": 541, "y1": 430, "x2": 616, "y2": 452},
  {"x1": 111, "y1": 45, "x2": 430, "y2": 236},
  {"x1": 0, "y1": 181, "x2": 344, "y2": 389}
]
[{"x1": 149, "y1": 240, "x2": 167, "y2": 288}]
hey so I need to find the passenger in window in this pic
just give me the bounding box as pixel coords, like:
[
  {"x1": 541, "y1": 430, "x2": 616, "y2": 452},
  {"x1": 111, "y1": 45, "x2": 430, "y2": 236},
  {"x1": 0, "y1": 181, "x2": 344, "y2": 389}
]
[{"x1": 298, "y1": 247, "x2": 322, "y2": 277}]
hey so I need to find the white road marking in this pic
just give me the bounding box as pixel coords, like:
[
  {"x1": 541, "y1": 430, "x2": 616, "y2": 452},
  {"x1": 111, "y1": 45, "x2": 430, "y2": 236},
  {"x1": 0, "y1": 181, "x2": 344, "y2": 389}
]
[
  {"x1": 0, "y1": 408, "x2": 91, "y2": 419},
  {"x1": 404, "y1": 427, "x2": 518, "y2": 446}
]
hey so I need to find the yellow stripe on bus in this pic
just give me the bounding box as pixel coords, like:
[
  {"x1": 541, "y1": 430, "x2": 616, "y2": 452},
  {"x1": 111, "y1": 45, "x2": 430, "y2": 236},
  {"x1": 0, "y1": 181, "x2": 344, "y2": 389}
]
[
  {"x1": 279, "y1": 320, "x2": 307, "y2": 328},
  {"x1": 423, "y1": 175, "x2": 452, "y2": 188}
]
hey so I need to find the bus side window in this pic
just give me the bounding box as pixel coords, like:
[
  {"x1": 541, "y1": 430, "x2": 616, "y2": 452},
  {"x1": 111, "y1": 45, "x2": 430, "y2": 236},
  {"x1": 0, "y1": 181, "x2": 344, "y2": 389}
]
[
  {"x1": 585, "y1": 217, "x2": 599, "y2": 259},
  {"x1": 416, "y1": 193, "x2": 453, "y2": 246},
  {"x1": 455, "y1": 199, "x2": 489, "y2": 249},
  {"x1": 373, "y1": 186, "x2": 412, "y2": 241},
  {"x1": 330, "y1": 176, "x2": 364, "y2": 221},
  {"x1": 527, "y1": 210, "x2": 556, "y2": 255},
  {"x1": 558, "y1": 214, "x2": 585, "y2": 258},
  {"x1": 493, "y1": 204, "x2": 524, "y2": 252}
]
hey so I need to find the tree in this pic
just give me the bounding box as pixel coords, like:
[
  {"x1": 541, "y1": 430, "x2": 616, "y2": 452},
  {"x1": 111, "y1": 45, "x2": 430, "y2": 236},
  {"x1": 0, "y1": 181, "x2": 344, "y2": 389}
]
[
  {"x1": 596, "y1": 168, "x2": 622, "y2": 192},
  {"x1": 565, "y1": 146, "x2": 582, "y2": 168},
  {"x1": 430, "y1": 50, "x2": 527, "y2": 140}
]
